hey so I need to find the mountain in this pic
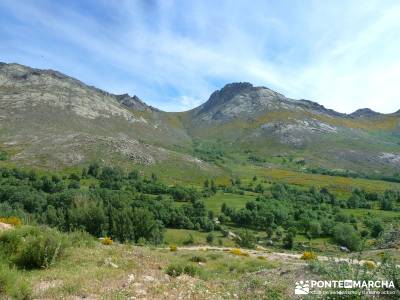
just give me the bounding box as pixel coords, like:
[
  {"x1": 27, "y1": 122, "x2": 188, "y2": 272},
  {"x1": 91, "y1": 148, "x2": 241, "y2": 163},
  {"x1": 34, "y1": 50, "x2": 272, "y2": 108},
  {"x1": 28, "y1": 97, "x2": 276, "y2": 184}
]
[
  {"x1": 181, "y1": 82, "x2": 400, "y2": 173},
  {"x1": 350, "y1": 108, "x2": 381, "y2": 118},
  {"x1": 0, "y1": 62, "x2": 219, "y2": 180},
  {"x1": 1, "y1": 62, "x2": 400, "y2": 177}
]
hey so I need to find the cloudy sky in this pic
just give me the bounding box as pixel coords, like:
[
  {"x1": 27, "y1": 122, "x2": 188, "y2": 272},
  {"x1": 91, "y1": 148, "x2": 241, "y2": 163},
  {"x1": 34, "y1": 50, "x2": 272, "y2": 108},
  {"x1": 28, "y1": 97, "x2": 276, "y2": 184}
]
[{"x1": 1, "y1": 0, "x2": 400, "y2": 113}]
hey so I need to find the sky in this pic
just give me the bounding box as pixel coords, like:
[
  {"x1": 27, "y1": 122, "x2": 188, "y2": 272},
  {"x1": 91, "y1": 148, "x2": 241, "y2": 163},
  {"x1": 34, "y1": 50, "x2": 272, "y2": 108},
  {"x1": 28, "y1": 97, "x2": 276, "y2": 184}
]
[{"x1": 1, "y1": 0, "x2": 400, "y2": 113}]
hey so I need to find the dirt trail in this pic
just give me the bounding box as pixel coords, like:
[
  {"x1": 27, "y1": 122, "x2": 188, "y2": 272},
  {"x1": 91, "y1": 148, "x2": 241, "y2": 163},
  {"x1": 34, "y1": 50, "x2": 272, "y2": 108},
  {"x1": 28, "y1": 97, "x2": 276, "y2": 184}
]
[
  {"x1": 173, "y1": 245, "x2": 378, "y2": 266},
  {"x1": 0, "y1": 222, "x2": 13, "y2": 231}
]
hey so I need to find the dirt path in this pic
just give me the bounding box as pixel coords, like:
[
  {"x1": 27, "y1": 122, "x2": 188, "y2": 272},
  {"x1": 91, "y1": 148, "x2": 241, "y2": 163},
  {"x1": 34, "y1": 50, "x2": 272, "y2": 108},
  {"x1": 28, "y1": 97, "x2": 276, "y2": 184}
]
[
  {"x1": 172, "y1": 245, "x2": 378, "y2": 266},
  {"x1": 0, "y1": 222, "x2": 13, "y2": 231}
]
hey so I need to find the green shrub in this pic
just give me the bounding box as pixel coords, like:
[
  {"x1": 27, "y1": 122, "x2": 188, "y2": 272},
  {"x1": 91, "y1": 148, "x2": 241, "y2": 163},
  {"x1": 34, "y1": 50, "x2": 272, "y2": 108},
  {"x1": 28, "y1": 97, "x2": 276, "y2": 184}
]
[
  {"x1": 206, "y1": 233, "x2": 214, "y2": 244},
  {"x1": 67, "y1": 230, "x2": 96, "y2": 248},
  {"x1": 189, "y1": 255, "x2": 207, "y2": 263},
  {"x1": 166, "y1": 263, "x2": 200, "y2": 277},
  {"x1": 166, "y1": 263, "x2": 184, "y2": 277},
  {"x1": 333, "y1": 223, "x2": 361, "y2": 251},
  {"x1": 235, "y1": 230, "x2": 256, "y2": 249},
  {"x1": 183, "y1": 264, "x2": 200, "y2": 277},
  {"x1": 0, "y1": 262, "x2": 31, "y2": 299},
  {"x1": 0, "y1": 226, "x2": 67, "y2": 269}
]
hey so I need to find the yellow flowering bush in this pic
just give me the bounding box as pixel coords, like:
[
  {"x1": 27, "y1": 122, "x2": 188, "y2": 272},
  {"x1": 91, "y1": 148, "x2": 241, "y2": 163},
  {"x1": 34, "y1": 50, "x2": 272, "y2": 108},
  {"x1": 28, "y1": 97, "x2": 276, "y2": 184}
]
[
  {"x1": 229, "y1": 248, "x2": 249, "y2": 257},
  {"x1": 101, "y1": 237, "x2": 113, "y2": 245},
  {"x1": 301, "y1": 251, "x2": 318, "y2": 260},
  {"x1": 0, "y1": 217, "x2": 22, "y2": 226}
]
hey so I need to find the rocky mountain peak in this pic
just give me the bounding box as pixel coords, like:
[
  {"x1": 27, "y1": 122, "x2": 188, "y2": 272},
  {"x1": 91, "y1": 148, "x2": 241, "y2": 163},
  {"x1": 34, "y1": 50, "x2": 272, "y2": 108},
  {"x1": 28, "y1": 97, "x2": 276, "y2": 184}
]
[
  {"x1": 198, "y1": 82, "x2": 254, "y2": 112},
  {"x1": 350, "y1": 108, "x2": 380, "y2": 118},
  {"x1": 115, "y1": 94, "x2": 152, "y2": 112}
]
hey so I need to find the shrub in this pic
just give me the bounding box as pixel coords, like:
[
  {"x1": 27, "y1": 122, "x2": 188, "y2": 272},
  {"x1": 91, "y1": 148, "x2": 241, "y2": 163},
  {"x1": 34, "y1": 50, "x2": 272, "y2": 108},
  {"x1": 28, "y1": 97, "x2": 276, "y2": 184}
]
[
  {"x1": 137, "y1": 237, "x2": 147, "y2": 246},
  {"x1": 101, "y1": 237, "x2": 113, "y2": 246},
  {"x1": 235, "y1": 230, "x2": 256, "y2": 249},
  {"x1": 301, "y1": 251, "x2": 318, "y2": 261},
  {"x1": 333, "y1": 223, "x2": 361, "y2": 251},
  {"x1": 13, "y1": 230, "x2": 66, "y2": 269},
  {"x1": 0, "y1": 217, "x2": 22, "y2": 226},
  {"x1": 0, "y1": 226, "x2": 67, "y2": 269},
  {"x1": 67, "y1": 230, "x2": 96, "y2": 248},
  {"x1": 166, "y1": 263, "x2": 200, "y2": 277},
  {"x1": 183, "y1": 264, "x2": 200, "y2": 277},
  {"x1": 169, "y1": 245, "x2": 178, "y2": 252},
  {"x1": 363, "y1": 260, "x2": 376, "y2": 270},
  {"x1": 165, "y1": 263, "x2": 184, "y2": 277},
  {"x1": 230, "y1": 248, "x2": 249, "y2": 257},
  {"x1": 206, "y1": 233, "x2": 214, "y2": 244},
  {"x1": 0, "y1": 262, "x2": 31, "y2": 299},
  {"x1": 190, "y1": 255, "x2": 207, "y2": 263}
]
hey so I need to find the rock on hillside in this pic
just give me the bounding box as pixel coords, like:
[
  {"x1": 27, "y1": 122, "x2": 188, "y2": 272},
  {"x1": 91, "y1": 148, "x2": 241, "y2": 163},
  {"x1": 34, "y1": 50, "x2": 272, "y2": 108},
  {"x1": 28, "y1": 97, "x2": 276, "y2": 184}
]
[
  {"x1": 0, "y1": 63, "x2": 199, "y2": 171},
  {"x1": 181, "y1": 82, "x2": 400, "y2": 173}
]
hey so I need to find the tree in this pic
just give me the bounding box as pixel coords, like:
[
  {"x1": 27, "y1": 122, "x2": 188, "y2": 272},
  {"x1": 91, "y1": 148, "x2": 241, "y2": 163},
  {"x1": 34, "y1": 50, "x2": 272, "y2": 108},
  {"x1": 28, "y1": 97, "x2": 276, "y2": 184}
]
[
  {"x1": 366, "y1": 219, "x2": 384, "y2": 238},
  {"x1": 333, "y1": 223, "x2": 361, "y2": 251},
  {"x1": 210, "y1": 179, "x2": 217, "y2": 194},
  {"x1": 255, "y1": 184, "x2": 264, "y2": 194},
  {"x1": 236, "y1": 230, "x2": 256, "y2": 249},
  {"x1": 203, "y1": 179, "x2": 209, "y2": 188},
  {"x1": 88, "y1": 162, "x2": 100, "y2": 177},
  {"x1": 307, "y1": 221, "x2": 322, "y2": 238},
  {"x1": 283, "y1": 232, "x2": 295, "y2": 249},
  {"x1": 206, "y1": 233, "x2": 214, "y2": 244},
  {"x1": 380, "y1": 198, "x2": 393, "y2": 211}
]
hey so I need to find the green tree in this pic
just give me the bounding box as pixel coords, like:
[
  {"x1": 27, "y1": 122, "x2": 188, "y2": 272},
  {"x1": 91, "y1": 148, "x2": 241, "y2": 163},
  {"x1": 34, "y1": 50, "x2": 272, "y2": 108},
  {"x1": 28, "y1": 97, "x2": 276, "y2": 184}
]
[{"x1": 333, "y1": 223, "x2": 361, "y2": 251}]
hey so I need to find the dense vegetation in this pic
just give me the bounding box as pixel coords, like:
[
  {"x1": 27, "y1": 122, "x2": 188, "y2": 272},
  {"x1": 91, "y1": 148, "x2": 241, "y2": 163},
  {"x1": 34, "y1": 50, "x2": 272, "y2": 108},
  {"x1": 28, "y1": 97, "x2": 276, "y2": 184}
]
[
  {"x1": 0, "y1": 165, "x2": 399, "y2": 252},
  {"x1": 220, "y1": 183, "x2": 400, "y2": 251},
  {"x1": 307, "y1": 166, "x2": 400, "y2": 184},
  {"x1": 0, "y1": 165, "x2": 215, "y2": 244}
]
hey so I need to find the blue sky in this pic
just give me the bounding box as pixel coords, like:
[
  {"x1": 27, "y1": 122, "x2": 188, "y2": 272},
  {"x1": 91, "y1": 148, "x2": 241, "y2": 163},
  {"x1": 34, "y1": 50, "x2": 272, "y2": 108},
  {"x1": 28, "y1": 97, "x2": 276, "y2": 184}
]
[{"x1": 1, "y1": 0, "x2": 400, "y2": 113}]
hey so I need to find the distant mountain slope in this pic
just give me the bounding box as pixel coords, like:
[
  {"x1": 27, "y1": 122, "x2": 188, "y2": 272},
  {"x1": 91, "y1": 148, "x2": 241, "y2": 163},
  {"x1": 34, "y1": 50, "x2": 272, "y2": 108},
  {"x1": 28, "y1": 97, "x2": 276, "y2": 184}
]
[
  {"x1": 0, "y1": 63, "x2": 207, "y2": 174},
  {"x1": 180, "y1": 82, "x2": 400, "y2": 173},
  {"x1": 1, "y1": 62, "x2": 399, "y2": 175}
]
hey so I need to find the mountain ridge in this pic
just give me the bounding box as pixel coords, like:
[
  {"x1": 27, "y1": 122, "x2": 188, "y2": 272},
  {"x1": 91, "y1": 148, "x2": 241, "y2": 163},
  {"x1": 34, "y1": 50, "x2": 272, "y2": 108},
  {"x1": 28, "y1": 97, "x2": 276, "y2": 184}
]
[
  {"x1": 1, "y1": 61, "x2": 400, "y2": 175},
  {"x1": 2, "y1": 62, "x2": 398, "y2": 115}
]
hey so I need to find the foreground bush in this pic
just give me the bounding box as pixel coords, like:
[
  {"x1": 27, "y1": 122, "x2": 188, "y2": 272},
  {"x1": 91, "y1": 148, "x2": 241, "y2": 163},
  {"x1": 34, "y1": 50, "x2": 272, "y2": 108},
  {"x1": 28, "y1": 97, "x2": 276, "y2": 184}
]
[
  {"x1": 301, "y1": 251, "x2": 318, "y2": 261},
  {"x1": 230, "y1": 248, "x2": 249, "y2": 257},
  {"x1": 0, "y1": 226, "x2": 67, "y2": 269},
  {"x1": 0, "y1": 261, "x2": 31, "y2": 299},
  {"x1": 165, "y1": 263, "x2": 200, "y2": 277},
  {"x1": 101, "y1": 237, "x2": 113, "y2": 246}
]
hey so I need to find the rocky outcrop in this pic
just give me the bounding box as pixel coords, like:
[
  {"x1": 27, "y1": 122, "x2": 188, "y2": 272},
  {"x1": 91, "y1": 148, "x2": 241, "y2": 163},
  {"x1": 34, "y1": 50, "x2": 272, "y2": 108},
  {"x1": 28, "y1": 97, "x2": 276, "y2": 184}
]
[{"x1": 350, "y1": 108, "x2": 380, "y2": 118}]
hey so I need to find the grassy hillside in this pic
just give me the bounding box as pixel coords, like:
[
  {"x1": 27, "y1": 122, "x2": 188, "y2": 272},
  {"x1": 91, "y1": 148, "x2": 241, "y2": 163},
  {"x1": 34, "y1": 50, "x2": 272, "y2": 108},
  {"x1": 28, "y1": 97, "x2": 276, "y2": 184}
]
[{"x1": 1, "y1": 225, "x2": 399, "y2": 299}]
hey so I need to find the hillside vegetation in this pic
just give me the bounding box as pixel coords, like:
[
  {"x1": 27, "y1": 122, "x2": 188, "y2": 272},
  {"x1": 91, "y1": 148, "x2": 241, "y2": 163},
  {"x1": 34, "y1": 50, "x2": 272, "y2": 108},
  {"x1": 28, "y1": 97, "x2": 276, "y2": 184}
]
[{"x1": 1, "y1": 63, "x2": 400, "y2": 299}]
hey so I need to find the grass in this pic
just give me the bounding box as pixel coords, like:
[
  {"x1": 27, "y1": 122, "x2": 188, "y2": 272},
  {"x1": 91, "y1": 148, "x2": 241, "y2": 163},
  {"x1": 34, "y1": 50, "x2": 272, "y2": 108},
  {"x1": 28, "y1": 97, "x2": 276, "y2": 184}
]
[
  {"x1": 234, "y1": 165, "x2": 400, "y2": 197},
  {"x1": 164, "y1": 228, "x2": 235, "y2": 247},
  {"x1": 342, "y1": 208, "x2": 400, "y2": 223},
  {"x1": 203, "y1": 191, "x2": 255, "y2": 214},
  {"x1": 4, "y1": 238, "x2": 284, "y2": 299},
  {"x1": 165, "y1": 249, "x2": 278, "y2": 281}
]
